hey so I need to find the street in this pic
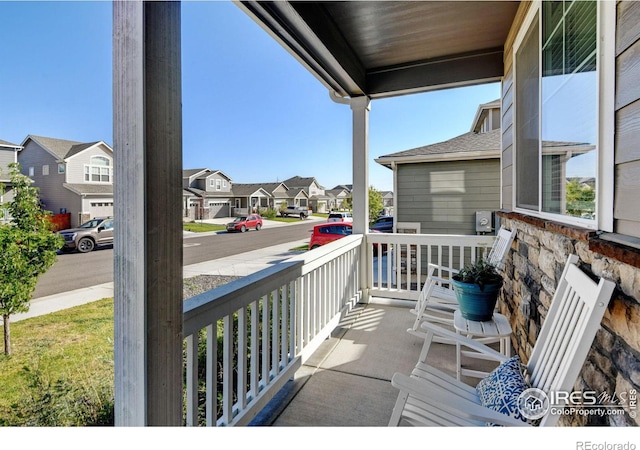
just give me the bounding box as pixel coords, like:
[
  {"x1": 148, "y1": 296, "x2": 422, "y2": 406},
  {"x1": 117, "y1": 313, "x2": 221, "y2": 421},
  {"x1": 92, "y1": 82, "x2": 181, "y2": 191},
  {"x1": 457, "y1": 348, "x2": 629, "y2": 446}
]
[{"x1": 33, "y1": 221, "x2": 316, "y2": 298}]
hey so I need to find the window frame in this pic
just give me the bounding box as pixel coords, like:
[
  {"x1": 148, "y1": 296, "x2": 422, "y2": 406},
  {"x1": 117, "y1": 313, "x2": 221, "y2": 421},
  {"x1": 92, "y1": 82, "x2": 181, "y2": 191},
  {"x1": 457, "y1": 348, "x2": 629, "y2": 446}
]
[
  {"x1": 84, "y1": 155, "x2": 113, "y2": 183},
  {"x1": 511, "y1": 0, "x2": 614, "y2": 231}
]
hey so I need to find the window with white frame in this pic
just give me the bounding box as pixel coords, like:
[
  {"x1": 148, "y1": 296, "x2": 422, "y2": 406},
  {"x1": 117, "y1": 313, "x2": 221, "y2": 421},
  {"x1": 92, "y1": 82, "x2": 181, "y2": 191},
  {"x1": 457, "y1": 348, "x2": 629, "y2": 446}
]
[
  {"x1": 58, "y1": 163, "x2": 65, "y2": 174},
  {"x1": 216, "y1": 179, "x2": 221, "y2": 191},
  {"x1": 514, "y1": 0, "x2": 605, "y2": 226},
  {"x1": 84, "y1": 156, "x2": 112, "y2": 183},
  {"x1": 42, "y1": 165, "x2": 49, "y2": 176}
]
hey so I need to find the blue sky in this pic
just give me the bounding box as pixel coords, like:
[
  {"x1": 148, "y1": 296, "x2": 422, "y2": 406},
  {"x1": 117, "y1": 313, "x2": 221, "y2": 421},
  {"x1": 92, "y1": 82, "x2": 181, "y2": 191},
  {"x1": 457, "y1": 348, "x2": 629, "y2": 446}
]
[{"x1": 0, "y1": 0, "x2": 500, "y2": 193}]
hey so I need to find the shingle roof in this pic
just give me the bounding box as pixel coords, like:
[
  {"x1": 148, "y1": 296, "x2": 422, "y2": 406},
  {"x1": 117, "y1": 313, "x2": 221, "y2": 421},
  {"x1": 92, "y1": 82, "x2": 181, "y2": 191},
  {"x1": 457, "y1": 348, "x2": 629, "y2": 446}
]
[
  {"x1": 231, "y1": 184, "x2": 271, "y2": 197},
  {"x1": 64, "y1": 183, "x2": 113, "y2": 195},
  {"x1": 376, "y1": 128, "x2": 500, "y2": 164},
  {"x1": 183, "y1": 168, "x2": 208, "y2": 178},
  {"x1": 0, "y1": 139, "x2": 22, "y2": 148},
  {"x1": 233, "y1": 182, "x2": 283, "y2": 194},
  {"x1": 27, "y1": 135, "x2": 106, "y2": 159},
  {"x1": 283, "y1": 176, "x2": 324, "y2": 189}
]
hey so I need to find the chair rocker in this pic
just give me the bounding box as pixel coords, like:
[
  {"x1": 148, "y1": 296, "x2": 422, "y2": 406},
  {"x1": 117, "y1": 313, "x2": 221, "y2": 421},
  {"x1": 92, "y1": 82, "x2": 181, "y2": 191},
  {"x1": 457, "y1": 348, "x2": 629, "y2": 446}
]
[
  {"x1": 408, "y1": 226, "x2": 516, "y2": 338},
  {"x1": 390, "y1": 254, "x2": 615, "y2": 427}
]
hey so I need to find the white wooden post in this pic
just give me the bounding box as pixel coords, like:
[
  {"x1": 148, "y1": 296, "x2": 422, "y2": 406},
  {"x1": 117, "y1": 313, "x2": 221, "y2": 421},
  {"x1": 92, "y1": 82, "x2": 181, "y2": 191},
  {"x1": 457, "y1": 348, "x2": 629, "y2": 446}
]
[
  {"x1": 113, "y1": 0, "x2": 183, "y2": 426},
  {"x1": 350, "y1": 96, "x2": 371, "y2": 300}
]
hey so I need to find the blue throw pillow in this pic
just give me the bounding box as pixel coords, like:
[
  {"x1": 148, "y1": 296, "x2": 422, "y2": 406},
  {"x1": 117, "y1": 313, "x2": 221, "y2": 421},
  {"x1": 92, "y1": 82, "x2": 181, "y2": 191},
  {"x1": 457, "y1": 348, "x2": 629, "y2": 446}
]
[{"x1": 475, "y1": 355, "x2": 531, "y2": 426}]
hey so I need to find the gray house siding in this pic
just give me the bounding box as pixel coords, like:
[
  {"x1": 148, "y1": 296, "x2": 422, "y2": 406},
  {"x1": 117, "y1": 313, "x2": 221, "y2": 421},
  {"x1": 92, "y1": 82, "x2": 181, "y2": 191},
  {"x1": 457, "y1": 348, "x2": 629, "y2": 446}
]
[
  {"x1": 0, "y1": 148, "x2": 17, "y2": 182},
  {"x1": 614, "y1": 1, "x2": 640, "y2": 238},
  {"x1": 396, "y1": 159, "x2": 500, "y2": 235},
  {"x1": 18, "y1": 140, "x2": 69, "y2": 215}
]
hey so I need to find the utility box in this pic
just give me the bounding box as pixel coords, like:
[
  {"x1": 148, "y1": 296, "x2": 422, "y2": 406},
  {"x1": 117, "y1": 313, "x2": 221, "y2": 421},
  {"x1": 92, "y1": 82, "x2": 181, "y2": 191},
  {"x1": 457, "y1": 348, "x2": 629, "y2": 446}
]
[{"x1": 475, "y1": 211, "x2": 493, "y2": 233}]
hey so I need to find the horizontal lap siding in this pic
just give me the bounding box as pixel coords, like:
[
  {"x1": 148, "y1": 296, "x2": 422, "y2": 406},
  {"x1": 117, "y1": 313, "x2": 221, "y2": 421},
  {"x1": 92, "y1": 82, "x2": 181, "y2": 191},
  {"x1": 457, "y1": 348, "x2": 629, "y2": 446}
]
[
  {"x1": 396, "y1": 159, "x2": 500, "y2": 235},
  {"x1": 615, "y1": 1, "x2": 640, "y2": 238}
]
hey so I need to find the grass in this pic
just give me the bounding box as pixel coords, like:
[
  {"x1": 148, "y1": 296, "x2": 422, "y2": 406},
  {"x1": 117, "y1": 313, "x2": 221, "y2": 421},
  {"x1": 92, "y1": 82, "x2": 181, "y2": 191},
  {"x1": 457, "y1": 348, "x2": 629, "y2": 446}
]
[
  {"x1": 182, "y1": 222, "x2": 226, "y2": 232},
  {"x1": 0, "y1": 298, "x2": 114, "y2": 425}
]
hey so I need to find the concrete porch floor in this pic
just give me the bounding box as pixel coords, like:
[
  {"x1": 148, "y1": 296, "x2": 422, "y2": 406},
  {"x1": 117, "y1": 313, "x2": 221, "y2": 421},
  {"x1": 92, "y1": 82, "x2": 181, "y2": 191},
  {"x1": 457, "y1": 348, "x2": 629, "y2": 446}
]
[{"x1": 252, "y1": 300, "x2": 492, "y2": 427}]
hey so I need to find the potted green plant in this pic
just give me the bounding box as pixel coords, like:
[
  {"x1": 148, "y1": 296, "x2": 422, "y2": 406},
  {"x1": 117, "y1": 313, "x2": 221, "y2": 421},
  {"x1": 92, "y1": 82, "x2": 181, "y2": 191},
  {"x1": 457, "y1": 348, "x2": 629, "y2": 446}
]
[{"x1": 451, "y1": 258, "x2": 503, "y2": 321}]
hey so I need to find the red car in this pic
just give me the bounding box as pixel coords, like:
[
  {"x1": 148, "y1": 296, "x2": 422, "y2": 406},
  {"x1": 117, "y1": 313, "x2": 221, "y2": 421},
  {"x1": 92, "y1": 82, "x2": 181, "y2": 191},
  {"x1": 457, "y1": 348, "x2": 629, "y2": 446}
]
[
  {"x1": 309, "y1": 222, "x2": 352, "y2": 249},
  {"x1": 226, "y1": 214, "x2": 263, "y2": 233}
]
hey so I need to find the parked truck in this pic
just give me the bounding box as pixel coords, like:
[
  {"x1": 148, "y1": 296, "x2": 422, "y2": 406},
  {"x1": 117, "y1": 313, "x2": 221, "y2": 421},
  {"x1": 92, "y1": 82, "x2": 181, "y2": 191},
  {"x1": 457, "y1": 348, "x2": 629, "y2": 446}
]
[{"x1": 279, "y1": 206, "x2": 308, "y2": 220}]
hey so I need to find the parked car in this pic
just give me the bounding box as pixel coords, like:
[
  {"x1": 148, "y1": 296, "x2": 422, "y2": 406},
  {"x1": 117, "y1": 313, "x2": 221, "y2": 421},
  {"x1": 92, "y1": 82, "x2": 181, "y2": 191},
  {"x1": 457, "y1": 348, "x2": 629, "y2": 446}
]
[
  {"x1": 370, "y1": 216, "x2": 393, "y2": 233},
  {"x1": 309, "y1": 222, "x2": 353, "y2": 249},
  {"x1": 327, "y1": 212, "x2": 353, "y2": 223},
  {"x1": 226, "y1": 214, "x2": 263, "y2": 233},
  {"x1": 58, "y1": 217, "x2": 114, "y2": 253},
  {"x1": 309, "y1": 222, "x2": 387, "y2": 255}
]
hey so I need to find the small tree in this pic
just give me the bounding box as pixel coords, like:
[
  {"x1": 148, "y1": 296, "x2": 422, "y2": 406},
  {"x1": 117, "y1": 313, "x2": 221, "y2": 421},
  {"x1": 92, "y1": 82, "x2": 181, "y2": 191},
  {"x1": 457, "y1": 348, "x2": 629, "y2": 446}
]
[
  {"x1": 368, "y1": 186, "x2": 384, "y2": 223},
  {"x1": 0, "y1": 163, "x2": 63, "y2": 355}
]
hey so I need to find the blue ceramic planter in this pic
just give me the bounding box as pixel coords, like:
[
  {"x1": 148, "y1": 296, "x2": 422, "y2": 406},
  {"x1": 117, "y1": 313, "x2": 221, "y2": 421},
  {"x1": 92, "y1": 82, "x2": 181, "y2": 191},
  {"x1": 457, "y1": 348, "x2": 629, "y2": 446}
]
[{"x1": 452, "y1": 279, "x2": 503, "y2": 321}]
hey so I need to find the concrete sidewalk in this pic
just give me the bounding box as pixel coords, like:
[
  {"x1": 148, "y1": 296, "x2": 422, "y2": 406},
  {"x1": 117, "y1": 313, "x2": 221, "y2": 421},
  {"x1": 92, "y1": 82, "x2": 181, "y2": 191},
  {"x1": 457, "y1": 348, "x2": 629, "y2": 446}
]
[{"x1": 13, "y1": 237, "x2": 311, "y2": 323}]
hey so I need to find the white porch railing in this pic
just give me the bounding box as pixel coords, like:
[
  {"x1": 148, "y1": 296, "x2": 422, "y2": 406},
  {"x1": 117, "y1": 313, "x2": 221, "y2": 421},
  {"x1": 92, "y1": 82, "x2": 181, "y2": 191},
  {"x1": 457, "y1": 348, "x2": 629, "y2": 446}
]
[
  {"x1": 182, "y1": 231, "x2": 495, "y2": 426},
  {"x1": 182, "y1": 234, "x2": 363, "y2": 426},
  {"x1": 366, "y1": 233, "x2": 497, "y2": 301}
]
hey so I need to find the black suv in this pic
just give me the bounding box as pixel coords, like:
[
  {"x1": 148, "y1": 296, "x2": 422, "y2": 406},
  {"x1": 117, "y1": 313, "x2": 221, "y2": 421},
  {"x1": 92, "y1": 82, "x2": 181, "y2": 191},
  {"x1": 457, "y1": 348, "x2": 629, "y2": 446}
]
[{"x1": 58, "y1": 217, "x2": 114, "y2": 253}]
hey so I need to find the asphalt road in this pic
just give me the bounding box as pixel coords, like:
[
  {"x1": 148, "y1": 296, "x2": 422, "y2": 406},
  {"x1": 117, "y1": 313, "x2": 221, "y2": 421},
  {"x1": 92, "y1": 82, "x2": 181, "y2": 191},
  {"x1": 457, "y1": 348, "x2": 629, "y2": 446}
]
[{"x1": 32, "y1": 221, "x2": 316, "y2": 298}]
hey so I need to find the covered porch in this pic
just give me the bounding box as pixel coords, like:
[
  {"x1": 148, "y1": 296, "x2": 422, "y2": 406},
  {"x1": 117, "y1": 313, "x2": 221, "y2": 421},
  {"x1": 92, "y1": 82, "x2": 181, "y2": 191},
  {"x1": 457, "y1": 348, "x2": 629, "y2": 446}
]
[{"x1": 112, "y1": 0, "x2": 638, "y2": 432}]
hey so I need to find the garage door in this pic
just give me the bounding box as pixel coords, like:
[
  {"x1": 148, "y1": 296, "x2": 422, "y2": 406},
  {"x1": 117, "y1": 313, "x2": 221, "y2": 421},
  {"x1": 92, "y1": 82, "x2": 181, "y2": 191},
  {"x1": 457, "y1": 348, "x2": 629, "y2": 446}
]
[{"x1": 208, "y1": 202, "x2": 229, "y2": 218}]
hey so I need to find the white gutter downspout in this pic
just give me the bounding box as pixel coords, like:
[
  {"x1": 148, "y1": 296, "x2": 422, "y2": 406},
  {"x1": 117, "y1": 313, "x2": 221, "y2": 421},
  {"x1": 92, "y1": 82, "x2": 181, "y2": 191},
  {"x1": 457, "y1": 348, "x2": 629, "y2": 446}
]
[{"x1": 330, "y1": 90, "x2": 371, "y2": 301}]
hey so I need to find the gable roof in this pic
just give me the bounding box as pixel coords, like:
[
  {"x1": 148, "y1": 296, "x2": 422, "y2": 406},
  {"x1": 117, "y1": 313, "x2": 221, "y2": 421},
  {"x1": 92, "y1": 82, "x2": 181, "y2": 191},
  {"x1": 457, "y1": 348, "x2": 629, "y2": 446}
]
[
  {"x1": 375, "y1": 128, "x2": 501, "y2": 167},
  {"x1": 231, "y1": 184, "x2": 272, "y2": 197},
  {"x1": 182, "y1": 168, "x2": 233, "y2": 182},
  {"x1": 235, "y1": 182, "x2": 288, "y2": 195},
  {"x1": 22, "y1": 135, "x2": 110, "y2": 160},
  {"x1": 283, "y1": 176, "x2": 323, "y2": 189},
  {"x1": 471, "y1": 99, "x2": 501, "y2": 132}
]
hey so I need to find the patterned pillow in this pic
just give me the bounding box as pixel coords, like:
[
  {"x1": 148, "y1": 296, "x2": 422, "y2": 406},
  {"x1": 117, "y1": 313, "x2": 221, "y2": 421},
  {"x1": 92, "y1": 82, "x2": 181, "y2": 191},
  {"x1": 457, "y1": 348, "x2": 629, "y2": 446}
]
[{"x1": 475, "y1": 355, "x2": 530, "y2": 426}]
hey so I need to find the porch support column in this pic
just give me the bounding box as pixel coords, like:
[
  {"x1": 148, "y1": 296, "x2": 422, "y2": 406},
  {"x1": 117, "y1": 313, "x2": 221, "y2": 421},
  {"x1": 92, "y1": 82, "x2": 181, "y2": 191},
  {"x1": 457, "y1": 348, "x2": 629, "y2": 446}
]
[
  {"x1": 350, "y1": 96, "x2": 371, "y2": 299},
  {"x1": 113, "y1": 1, "x2": 183, "y2": 426}
]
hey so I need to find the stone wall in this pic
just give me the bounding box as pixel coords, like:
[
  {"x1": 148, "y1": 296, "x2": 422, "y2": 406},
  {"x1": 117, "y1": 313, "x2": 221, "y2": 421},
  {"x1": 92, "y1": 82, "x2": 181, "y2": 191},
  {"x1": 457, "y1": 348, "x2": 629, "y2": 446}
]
[{"x1": 497, "y1": 211, "x2": 640, "y2": 426}]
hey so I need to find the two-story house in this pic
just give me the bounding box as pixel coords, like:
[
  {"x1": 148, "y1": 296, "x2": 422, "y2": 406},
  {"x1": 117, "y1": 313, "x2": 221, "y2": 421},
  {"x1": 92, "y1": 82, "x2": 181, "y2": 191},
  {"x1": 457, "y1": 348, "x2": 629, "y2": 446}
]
[
  {"x1": 375, "y1": 100, "x2": 501, "y2": 235},
  {"x1": 0, "y1": 139, "x2": 22, "y2": 221},
  {"x1": 283, "y1": 175, "x2": 329, "y2": 213},
  {"x1": 182, "y1": 168, "x2": 233, "y2": 220},
  {"x1": 17, "y1": 135, "x2": 114, "y2": 228}
]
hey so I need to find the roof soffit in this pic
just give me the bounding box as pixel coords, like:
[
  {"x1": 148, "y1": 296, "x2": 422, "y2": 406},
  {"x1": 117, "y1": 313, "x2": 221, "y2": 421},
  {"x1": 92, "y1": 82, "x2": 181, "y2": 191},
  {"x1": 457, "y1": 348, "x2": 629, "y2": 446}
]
[{"x1": 239, "y1": 1, "x2": 520, "y2": 98}]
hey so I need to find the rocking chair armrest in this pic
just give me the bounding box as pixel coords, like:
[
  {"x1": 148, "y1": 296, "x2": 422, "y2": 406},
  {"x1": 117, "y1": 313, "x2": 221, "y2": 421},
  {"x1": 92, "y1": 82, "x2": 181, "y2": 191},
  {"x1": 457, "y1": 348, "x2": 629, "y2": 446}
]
[
  {"x1": 420, "y1": 321, "x2": 509, "y2": 363},
  {"x1": 427, "y1": 263, "x2": 460, "y2": 276},
  {"x1": 390, "y1": 373, "x2": 532, "y2": 427}
]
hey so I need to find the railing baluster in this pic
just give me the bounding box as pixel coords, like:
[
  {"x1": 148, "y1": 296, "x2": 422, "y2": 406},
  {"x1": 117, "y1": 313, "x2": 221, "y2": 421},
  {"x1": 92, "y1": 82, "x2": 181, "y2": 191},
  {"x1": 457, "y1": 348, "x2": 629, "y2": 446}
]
[
  {"x1": 206, "y1": 323, "x2": 216, "y2": 427},
  {"x1": 237, "y1": 306, "x2": 247, "y2": 411},
  {"x1": 272, "y1": 288, "x2": 280, "y2": 376},
  {"x1": 250, "y1": 301, "x2": 258, "y2": 400},
  {"x1": 222, "y1": 315, "x2": 233, "y2": 425},
  {"x1": 185, "y1": 331, "x2": 199, "y2": 426}
]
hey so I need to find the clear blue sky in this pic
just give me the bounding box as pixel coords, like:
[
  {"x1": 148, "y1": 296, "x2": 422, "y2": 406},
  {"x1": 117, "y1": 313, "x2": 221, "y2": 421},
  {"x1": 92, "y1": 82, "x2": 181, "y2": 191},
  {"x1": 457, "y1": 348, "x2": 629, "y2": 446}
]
[{"x1": 0, "y1": 0, "x2": 500, "y2": 193}]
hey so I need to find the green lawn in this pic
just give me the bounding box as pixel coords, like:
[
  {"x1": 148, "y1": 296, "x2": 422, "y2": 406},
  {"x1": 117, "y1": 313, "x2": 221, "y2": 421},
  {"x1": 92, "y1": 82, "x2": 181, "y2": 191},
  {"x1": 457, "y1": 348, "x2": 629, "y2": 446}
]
[
  {"x1": 182, "y1": 222, "x2": 226, "y2": 232},
  {"x1": 0, "y1": 298, "x2": 114, "y2": 425}
]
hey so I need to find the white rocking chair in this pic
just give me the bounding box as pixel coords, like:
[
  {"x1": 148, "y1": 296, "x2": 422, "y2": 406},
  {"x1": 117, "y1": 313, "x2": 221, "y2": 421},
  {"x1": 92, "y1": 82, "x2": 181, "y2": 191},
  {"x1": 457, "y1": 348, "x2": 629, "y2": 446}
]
[
  {"x1": 408, "y1": 226, "x2": 516, "y2": 338},
  {"x1": 390, "y1": 254, "x2": 615, "y2": 426}
]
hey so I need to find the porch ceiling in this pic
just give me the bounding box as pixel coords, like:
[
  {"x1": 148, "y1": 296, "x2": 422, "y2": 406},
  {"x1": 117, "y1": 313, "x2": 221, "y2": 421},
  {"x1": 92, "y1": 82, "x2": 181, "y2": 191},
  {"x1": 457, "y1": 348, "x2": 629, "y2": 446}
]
[{"x1": 238, "y1": 1, "x2": 521, "y2": 99}]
